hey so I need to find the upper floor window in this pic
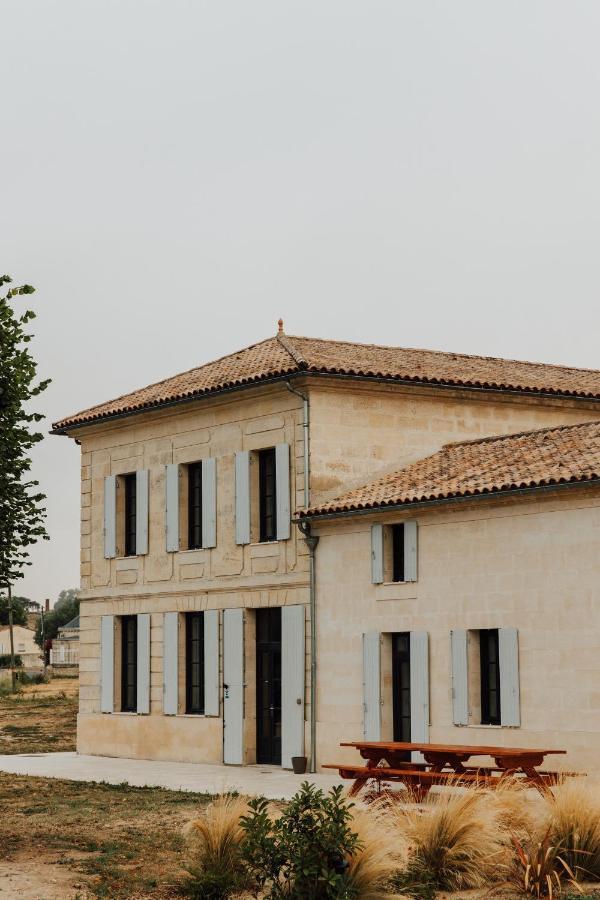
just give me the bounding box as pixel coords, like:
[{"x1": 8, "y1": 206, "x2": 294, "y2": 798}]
[
  {"x1": 123, "y1": 473, "x2": 137, "y2": 557},
  {"x1": 258, "y1": 448, "x2": 277, "y2": 542},
  {"x1": 371, "y1": 521, "x2": 418, "y2": 584},
  {"x1": 185, "y1": 612, "x2": 205, "y2": 714},
  {"x1": 187, "y1": 463, "x2": 203, "y2": 550}
]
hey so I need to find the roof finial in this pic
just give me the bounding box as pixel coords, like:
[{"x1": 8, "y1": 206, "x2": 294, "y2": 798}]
[{"x1": 277, "y1": 318, "x2": 284, "y2": 334}]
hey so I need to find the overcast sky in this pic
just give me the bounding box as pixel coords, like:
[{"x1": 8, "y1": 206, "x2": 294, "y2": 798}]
[{"x1": 3, "y1": 1, "x2": 600, "y2": 606}]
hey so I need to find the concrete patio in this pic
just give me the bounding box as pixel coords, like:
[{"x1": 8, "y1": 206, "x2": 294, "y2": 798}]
[{"x1": 0, "y1": 752, "x2": 344, "y2": 800}]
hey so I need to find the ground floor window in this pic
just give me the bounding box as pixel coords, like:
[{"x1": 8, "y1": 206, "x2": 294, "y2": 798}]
[
  {"x1": 185, "y1": 612, "x2": 205, "y2": 715},
  {"x1": 392, "y1": 632, "x2": 411, "y2": 742},
  {"x1": 121, "y1": 615, "x2": 137, "y2": 712},
  {"x1": 479, "y1": 628, "x2": 501, "y2": 725}
]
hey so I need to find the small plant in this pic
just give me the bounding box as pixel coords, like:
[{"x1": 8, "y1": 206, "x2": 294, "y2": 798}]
[
  {"x1": 182, "y1": 793, "x2": 251, "y2": 899},
  {"x1": 240, "y1": 781, "x2": 362, "y2": 898},
  {"x1": 390, "y1": 786, "x2": 503, "y2": 892},
  {"x1": 547, "y1": 778, "x2": 600, "y2": 880},
  {"x1": 345, "y1": 806, "x2": 403, "y2": 899},
  {"x1": 0, "y1": 654, "x2": 22, "y2": 669},
  {"x1": 511, "y1": 831, "x2": 580, "y2": 898}
]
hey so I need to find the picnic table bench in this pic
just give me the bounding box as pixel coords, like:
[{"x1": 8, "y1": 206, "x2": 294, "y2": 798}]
[{"x1": 324, "y1": 741, "x2": 572, "y2": 799}]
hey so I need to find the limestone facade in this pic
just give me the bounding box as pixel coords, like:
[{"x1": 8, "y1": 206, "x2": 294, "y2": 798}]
[{"x1": 68, "y1": 370, "x2": 600, "y2": 769}]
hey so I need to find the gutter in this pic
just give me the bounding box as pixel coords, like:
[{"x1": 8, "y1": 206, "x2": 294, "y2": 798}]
[
  {"x1": 51, "y1": 370, "x2": 600, "y2": 436},
  {"x1": 284, "y1": 380, "x2": 318, "y2": 774},
  {"x1": 294, "y1": 477, "x2": 600, "y2": 524}
]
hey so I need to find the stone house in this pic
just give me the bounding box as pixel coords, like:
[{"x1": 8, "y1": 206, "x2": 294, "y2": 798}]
[
  {"x1": 50, "y1": 615, "x2": 80, "y2": 669},
  {"x1": 0, "y1": 624, "x2": 42, "y2": 671},
  {"x1": 52, "y1": 325, "x2": 600, "y2": 771}
]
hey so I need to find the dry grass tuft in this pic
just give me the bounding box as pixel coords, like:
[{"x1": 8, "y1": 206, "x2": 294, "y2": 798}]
[
  {"x1": 546, "y1": 777, "x2": 600, "y2": 880},
  {"x1": 185, "y1": 793, "x2": 249, "y2": 867},
  {"x1": 390, "y1": 787, "x2": 504, "y2": 892},
  {"x1": 346, "y1": 804, "x2": 405, "y2": 899}
]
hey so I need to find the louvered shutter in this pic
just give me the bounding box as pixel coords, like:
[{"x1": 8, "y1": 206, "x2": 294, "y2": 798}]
[
  {"x1": 137, "y1": 613, "x2": 151, "y2": 714},
  {"x1": 136, "y1": 470, "x2": 149, "y2": 555},
  {"x1": 281, "y1": 605, "x2": 305, "y2": 768},
  {"x1": 165, "y1": 464, "x2": 180, "y2": 552},
  {"x1": 100, "y1": 615, "x2": 114, "y2": 713},
  {"x1": 275, "y1": 443, "x2": 291, "y2": 540},
  {"x1": 371, "y1": 524, "x2": 384, "y2": 584},
  {"x1": 163, "y1": 612, "x2": 179, "y2": 715},
  {"x1": 499, "y1": 628, "x2": 520, "y2": 726},
  {"x1": 235, "y1": 451, "x2": 250, "y2": 545},
  {"x1": 104, "y1": 476, "x2": 117, "y2": 559},
  {"x1": 223, "y1": 608, "x2": 244, "y2": 763},
  {"x1": 451, "y1": 629, "x2": 469, "y2": 725},
  {"x1": 204, "y1": 609, "x2": 220, "y2": 716},
  {"x1": 362, "y1": 632, "x2": 381, "y2": 740},
  {"x1": 202, "y1": 458, "x2": 217, "y2": 549},
  {"x1": 404, "y1": 521, "x2": 418, "y2": 582},
  {"x1": 410, "y1": 631, "x2": 429, "y2": 745}
]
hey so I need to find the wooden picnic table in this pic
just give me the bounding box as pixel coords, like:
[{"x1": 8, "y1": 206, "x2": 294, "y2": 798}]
[{"x1": 325, "y1": 741, "x2": 569, "y2": 798}]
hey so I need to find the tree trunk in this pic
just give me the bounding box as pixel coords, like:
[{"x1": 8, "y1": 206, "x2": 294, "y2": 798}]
[{"x1": 7, "y1": 583, "x2": 16, "y2": 692}]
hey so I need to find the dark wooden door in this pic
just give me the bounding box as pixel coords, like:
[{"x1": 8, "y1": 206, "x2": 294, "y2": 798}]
[
  {"x1": 256, "y1": 608, "x2": 282, "y2": 765},
  {"x1": 392, "y1": 632, "x2": 411, "y2": 746}
]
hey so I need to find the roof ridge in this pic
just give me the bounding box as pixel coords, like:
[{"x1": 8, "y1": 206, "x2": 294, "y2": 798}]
[
  {"x1": 287, "y1": 333, "x2": 600, "y2": 376},
  {"x1": 276, "y1": 333, "x2": 308, "y2": 368},
  {"x1": 441, "y1": 419, "x2": 600, "y2": 451}
]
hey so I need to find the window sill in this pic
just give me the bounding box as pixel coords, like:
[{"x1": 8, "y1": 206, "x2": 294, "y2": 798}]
[
  {"x1": 462, "y1": 723, "x2": 504, "y2": 729},
  {"x1": 381, "y1": 581, "x2": 417, "y2": 587}
]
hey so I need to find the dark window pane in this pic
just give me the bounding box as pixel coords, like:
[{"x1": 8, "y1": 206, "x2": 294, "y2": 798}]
[
  {"x1": 480, "y1": 629, "x2": 501, "y2": 725},
  {"x1": 392, "y1": 632, "x2": 411, "y2": 752},
  {"x1": 256, "y1": 608, "x2": 282, "y2": 765},
  {"x1": 259, "y1": 448, "x2": 277, "y2": 542},
  {"x1": 186, "y1": 612, "x2": 205, "y2": 714},
  {"x1": 121, "y1": 615, "x2": 137, "y2": 712},
  {"x1": 124, "y1": 473, "x2": 137, "y2": 557},
  {"x1": 188, "y1": 463, "x2": 203, "y2": 550},
  {"x1": 392, "y1": 524, "x2": 405, "y2": 582}
]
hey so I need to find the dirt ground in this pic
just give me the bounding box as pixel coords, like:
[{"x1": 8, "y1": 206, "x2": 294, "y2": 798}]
[
  {"x1": 0, "y1": 772, "x2": 212, "y2": 898},
  {"x1": 0, "y1": 677, "x2": 78, "y2": 755}
]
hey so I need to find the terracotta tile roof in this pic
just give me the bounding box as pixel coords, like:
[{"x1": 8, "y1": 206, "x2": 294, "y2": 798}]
[
  {"x1": 52, "y1": 332, "x2": 600, "y2": 432},
  {"x1": 298, "y1": 420, "x2": 600, "y2": 518}
]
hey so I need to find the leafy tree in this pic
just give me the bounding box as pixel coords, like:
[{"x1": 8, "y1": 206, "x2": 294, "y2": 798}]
[
  {"x1": 0, "y1": 275, "x2": 50, "y2": 685},
  {"x1": 34, "y1": 588, "x2": 79, "y2": 647},
  {"x1": 0, "y1": 594, "x2": 30, "y2": 627}
]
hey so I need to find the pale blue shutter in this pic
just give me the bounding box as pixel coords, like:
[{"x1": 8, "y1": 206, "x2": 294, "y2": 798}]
[
  {"x1": 163, "y1": 612, "x2": 179, "y2": 715},
  {"x1": 410, "y1": 631, "x2": 429, "y2": 744},
  {"x1": 136, "y1": 470, "x2": 149, "y2": 555},
  {"x1": 275, "y1": 443, "x2": 291, "y2": 540},
  {"x1": 104, "y1": 476, "x2": 117, "y2": 559},
  {"x1": 204, "y1": 609, "x2": 220, "y2": 716},
  {"x1": 165, "y1": 464, "x2": 180, "y2": 553},
  {"x1": 223, "y1": 608, "x2": 244, "y2": 763},
  {"x1": 235, "y1": 451, "x2": 250, "y2": 545},
  {"x1": 137, "y1": 613, "x2": 151, "y2": 714},
  {"x1": 362, "y1": 632, "x2": 381, "y2": 740},
  {"x1": 451, "y1": 629, "x2": 469, "y2": 725},
  {"x1": 100, "y1": 615, "x2": 114, "y2": 713},
  {"x1": 371, "y1": 524, "x2": 383, "y2": 584},
  {"x1": 404, "y1": 521, "x2": 418, "y2": 582},
  {"x1": 281, "y1": 605, "x2": 305, "y2": 768},
  {"x1": 202, "y1": 458, "x2": 217, "y2": 549},
  {"x1": 499, "y1": 628, "x2": 520, "y2": 726}
]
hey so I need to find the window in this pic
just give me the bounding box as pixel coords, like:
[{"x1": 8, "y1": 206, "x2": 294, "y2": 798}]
[
  {"x1": 391, "y1": 524, "x2": 405, "y2": 583},
  {"x1": 480, "y1": 629, "x2": 501, "y2": 725},
  {"x1": 187, "y1": 463, "x2": 203, "y2": 550},
  {"x1": 185, "y1": 612, "x2": 204, "y2": 714},
  {"x1": 121, "y1": 615, "x2": 137, "y2": 712},
  {"x1": 124, "y1": 473, "x2": 137, "y2": 557},
  {"x1": 258, "y1": 448, "x2": 277, "y2": 542}
]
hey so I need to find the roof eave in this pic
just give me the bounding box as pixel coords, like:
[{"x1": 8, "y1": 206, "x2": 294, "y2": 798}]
[
  {"x1": 50, "y1": 369, "x2": 600, "y2": 436},
  {"x1": 294, "y1": 476, "x2": 600, "y2": 523}
]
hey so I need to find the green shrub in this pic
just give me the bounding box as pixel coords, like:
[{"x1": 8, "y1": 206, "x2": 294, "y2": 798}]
[
  {"x1": 240, "y1": 781, "x2": 362, "y2": 899},
  {"x1": 0, "y1": 654, "x2": 22, "y2": 668}
]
